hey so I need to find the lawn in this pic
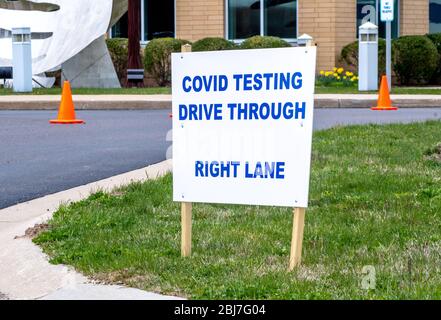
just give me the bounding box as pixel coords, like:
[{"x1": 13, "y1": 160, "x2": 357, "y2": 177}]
[
  {"x1": 0, "y1": 86, "x2": 440, "y2": 95},
  {"x1": 0, "y1": 87, "x2": 171, "y2": 95},
  {"x1": 35, "y1": 122, "x2": 441, "y2": 299}
]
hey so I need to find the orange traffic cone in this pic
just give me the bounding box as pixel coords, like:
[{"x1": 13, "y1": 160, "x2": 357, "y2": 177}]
[
  {"x1": 371, "y1": 76, "x2": 398, "y2": 111},
  {"x1": 50, "y1": 81, "x2": 84, "y2": 124}
]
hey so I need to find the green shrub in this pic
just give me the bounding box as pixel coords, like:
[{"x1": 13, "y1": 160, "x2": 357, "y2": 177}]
[
  {"x1": 106, "y1": 38, "x2": 129, "y2": 85},
  {"x1": 392, "y1": 35, "x2": 438, "y2": 85},
  {"x1": 426, "y1": 33, "x2": 441, "y2": 83},
  {"x1": 340, "y1": 39, "x2": 386, "y2": 78},
  {"x1": 340, "y1": 41, "x2": 358, "y2": 69},
  {"x1": 192, "y1": 37, "x2": 237, "y2": 52},
  {"x1": 143, "y1": 38, "x2": 191, "y2": 86},
  {"x1": 240, "y1": 36, "x2": 291, "y2": 49}
]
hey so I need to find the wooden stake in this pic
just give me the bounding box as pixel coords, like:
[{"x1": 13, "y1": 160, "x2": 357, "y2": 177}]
[
  {"x1": 181, "y1": 44, "x2": 192, "y2": 53},
  {"x1": 289, "y1": 207, "x2": 306, "y2": 271},
  {"x1": 181, "y1": 202, "x2": 192, "y2": 257},
  {"x1": 180, "y1": 44, "x2": 193, "y2": 258},
  {"x1": 181, "y1": 44, "x2": 192, "y2": 257}
]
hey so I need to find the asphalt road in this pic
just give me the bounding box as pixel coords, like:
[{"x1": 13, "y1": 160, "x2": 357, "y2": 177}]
[
  {"x1": 1, "y1": 108, "x2": 441, "y2": 209},
  {"x1": 0, "y1": 110, "x2": 172, "y2": 209}
]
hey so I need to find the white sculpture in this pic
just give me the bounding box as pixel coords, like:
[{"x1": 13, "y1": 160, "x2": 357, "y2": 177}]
[{"x1": 0, "y1": 0, "x2": 127, "y2": 76}]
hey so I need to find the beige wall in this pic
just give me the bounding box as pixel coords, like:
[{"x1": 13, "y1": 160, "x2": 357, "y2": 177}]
[
  {"x1": 298, "y1": 0, "x2": 429, "y2": 71},
  {"x1": 175, "y1": 0, "x2": 224, "y2": 41},
  {"x1": 298, "y1": 0, "x2": 335, "y2": 72},
  {"x1": 334, "y1": 0, "x2": 357, "y2": 68},
  {"x1": 297, "y1": 0, "x2": 356, "y2": 72},
  {"x1": 401, "y1": 0, "x2": 429, "y2": 35},
  {"x1": 175, "y1": 0, "x2": 430, "y2": 71}
]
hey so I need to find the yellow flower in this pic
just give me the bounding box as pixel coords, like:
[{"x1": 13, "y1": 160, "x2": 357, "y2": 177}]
[
  {"x1": 333, "y1": 73, "x2": 338, "y2": 77},
  {"x1": 333, "y1": 67, "x2": 338, "y2": 72},
  {"x1": 337, "y1": 68, "x2": 344, "y2": 74},
  {"x1": 346, "y1": 71, "x2": 354, "y2": 77},
  {"x1": 343, "y1": 76, "x2": 347, "y2": 80},
  {"x1": 337, "y1": 76, "x2": 341, "y2": 80},
  {"x1": 350, "y1": 78, "x2": 355, "y2": 82},
  {"x1": 320, "y1": 70, "x2": 325, "y2": 75}
]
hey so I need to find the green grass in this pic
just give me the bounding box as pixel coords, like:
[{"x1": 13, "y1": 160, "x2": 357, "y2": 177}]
[
  {"x1": 315, "y1": 86, "x2": 441, "y2": 94},
  {"x1": 0, "y1": 87, "x2": 171, "y2": 95},
  {"x1": 35, "y1": 122, "x2": 441, "y2": 299},
  {"x1": 1, "y1": 86, "x2": 439, "y2": 95},
  {"x1": 315, "y1": 86, "x2": 375, "y2": 94}
]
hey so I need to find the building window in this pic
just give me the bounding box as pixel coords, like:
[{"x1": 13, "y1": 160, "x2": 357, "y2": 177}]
[
  {"x1": 111, "y1": 0, "x2": 175, "y2": 42},
  {"x1": 143, "y1": 0, "x2": 175, "y2": 41},
  {"x1": 111, "y1": 13, "x2": 128, "y2": 38},
  {"x1": 356, "y1": 0, "x2": 399, "y2": 39},
  {"x1": 227, "y1": 0, "x2": 297, "y2": 40},
  {"x1": 430, "y1": 0, "x2": 441, "y2": 34}
]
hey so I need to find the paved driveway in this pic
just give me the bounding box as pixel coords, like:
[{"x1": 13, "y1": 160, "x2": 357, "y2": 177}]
[
  {"x1": 1, "y1": 108, "x2": 441, "y2": 209},
  {"x1": 0, "y1": 110, "x2": 171, "y2": 209}
]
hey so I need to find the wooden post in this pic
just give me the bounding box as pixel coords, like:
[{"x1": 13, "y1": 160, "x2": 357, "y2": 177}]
[
  {"x1": 288, "y1": 36, "x2": 312, "y2": 271},
  {"x1": 181, "y1": 202, "x2": 192, "y2": 257},
  {"x1": 126, "y1": 0, "x2": 144, "y2": 87},
  {"x1": 180, "y1": 44, "x2": 193, "y2": 258},
  {"x1": 289, "y1": 207, "x2": 306, "y2": 271},
  {"x1": 181, "y1": 44, "x2": 192, "y2": 53}
]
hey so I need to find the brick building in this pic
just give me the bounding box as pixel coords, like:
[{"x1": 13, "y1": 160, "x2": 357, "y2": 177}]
[{"x1": 111, "y1": 0, "x2": 440, "y2": 72}]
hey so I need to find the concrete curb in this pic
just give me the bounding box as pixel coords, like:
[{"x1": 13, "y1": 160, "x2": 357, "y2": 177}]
[
  {"x1": 1, "y1": 94, "x2": 441, "y2": 110},
  {"x1": 315, "y1": 94, "x2": 441, "y2": 108},
  {"x1": 0, "y1": 160, "x2": 181, "y2": 300}
]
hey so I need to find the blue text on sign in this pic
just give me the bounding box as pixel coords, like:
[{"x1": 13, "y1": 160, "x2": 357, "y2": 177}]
[
  {"x1": 179, "y1": 101, "x2": 306, "y2": 121},
  {"x1": 195, "y1": 161, "x2": 286, "y2": 180},
  {"x1": 182, "y1": 72, "x2": 303, "y2": 93}
]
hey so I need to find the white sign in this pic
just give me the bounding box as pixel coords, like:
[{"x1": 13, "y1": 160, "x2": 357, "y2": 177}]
[
  {"x1": 172, "y1": 47, "x2": 317, "y2": 207},
  {"x1": 380, "y1": 0, "x2": 394, "y2": 22}
]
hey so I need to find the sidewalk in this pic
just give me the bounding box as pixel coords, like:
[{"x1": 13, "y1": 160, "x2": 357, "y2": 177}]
[
  {"x1": 1, "y1": 94, "x2": 441, "y2": 110},
  {"x1": 0, "y1": 160, "x2": 182, "y2": 300}
]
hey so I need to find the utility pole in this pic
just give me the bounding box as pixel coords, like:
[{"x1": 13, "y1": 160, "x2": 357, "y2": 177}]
[{"x1": 126, "y1": 0, "x2": 145, "y2": 87}]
